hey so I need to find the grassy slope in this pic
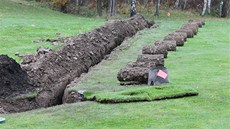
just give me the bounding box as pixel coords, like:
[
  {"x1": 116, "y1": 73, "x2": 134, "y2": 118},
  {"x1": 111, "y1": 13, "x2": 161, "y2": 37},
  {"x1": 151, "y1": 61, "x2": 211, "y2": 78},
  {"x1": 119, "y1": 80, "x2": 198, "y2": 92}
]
[
  {"x1": 2, "y1": 20, "x2": 230, "y2": 129},
  {"x1": 1, "y1": 1, "x2": 230, "y2": 129},
  {"x1": 0, "y1": 0, "x2": 105, "y2": 62}
]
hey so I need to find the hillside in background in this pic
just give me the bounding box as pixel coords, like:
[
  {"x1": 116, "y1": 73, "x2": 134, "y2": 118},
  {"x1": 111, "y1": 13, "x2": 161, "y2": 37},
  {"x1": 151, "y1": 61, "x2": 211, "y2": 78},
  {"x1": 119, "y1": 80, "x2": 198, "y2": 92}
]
[{"x1": 0, "y1": 0, "x2": 105, "y2": 62}]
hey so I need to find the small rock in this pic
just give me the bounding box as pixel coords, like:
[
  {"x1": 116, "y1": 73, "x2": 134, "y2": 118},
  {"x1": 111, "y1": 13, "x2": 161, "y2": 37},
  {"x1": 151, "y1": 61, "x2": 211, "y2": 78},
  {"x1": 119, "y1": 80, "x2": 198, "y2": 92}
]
[{"x1": 15, "y1": 52, "x2": 20, "y2": 56}]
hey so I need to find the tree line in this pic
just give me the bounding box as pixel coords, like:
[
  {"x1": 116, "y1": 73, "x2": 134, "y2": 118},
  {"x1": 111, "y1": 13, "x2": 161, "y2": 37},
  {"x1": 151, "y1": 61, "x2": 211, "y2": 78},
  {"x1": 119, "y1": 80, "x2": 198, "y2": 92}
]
[{"x1": 36, "y1": 0, "x2": 230, "y2": 17}]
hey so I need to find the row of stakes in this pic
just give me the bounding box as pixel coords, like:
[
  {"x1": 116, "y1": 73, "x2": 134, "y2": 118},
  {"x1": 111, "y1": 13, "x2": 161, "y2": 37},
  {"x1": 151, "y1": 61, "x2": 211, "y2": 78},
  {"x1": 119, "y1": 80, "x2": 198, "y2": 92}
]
[{"x1": 117, "y1": 19, "x2": 205, "y2": 86}]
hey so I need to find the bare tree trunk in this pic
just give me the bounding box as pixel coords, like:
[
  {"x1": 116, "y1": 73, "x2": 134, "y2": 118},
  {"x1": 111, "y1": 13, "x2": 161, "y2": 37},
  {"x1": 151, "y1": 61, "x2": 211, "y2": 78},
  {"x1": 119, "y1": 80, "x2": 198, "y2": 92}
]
[
  {"x1": 130, "y1": 0, "x2": 137, "y2": 17},
  {"x1": 144, "y1": 0, "x2": 149, "y2": 5},
  {"x1": 110, "y1": 0, "x2": 115, "y2": 16},
  {"x1": 175, "y1": 0, "x2": 180, "y2": 9},
  {"x1": 104, "y1": 0, "x2": 109, "y2": 15},
  {"x1": 183, "y1": 0, "x2": 187, "y2": 10},
  {"x1": 97, "y1": 0, "x2": 102, "y2": 16},
  {"x1": 78, "y1": 0, "x2": 84, "y2": 6},
  {"x1": 220, "y1": 0, "x2": 224, "y2": 17},
  {"x1": 109, "y1": 0, "x2": 113, "y2": 16},
  {"x1": 201, "y1": 0, "x2": 208, "y2": 16},
  {"x1": 227, "y1": 0, "x2": 230, "y2": 17},
  {"x1": 207, "y1": 0, "x2": 211, "y2": 14},
  {"x1": 77, "y1": 0, "x2": 80, "y2": 14},
  {"x1": 113, "y1": 0, "x2": 116, "y2": 16},
  {"x1": 154, "y1": 0, "x2": 160, "y2": 16}
]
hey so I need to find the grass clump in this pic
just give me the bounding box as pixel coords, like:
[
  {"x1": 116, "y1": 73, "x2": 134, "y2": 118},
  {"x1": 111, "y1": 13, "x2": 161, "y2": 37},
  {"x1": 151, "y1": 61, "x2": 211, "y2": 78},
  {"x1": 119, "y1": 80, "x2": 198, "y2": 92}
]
[{"x1": 85, "y1": 86, "x2": 198, "y2": 103}]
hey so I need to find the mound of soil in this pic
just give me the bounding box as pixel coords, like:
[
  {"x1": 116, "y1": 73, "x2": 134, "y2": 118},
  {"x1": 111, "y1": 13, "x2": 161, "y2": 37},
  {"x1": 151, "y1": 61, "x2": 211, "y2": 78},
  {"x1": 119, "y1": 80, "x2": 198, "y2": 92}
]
[
  {"x1": 127, "y1": 61, "x2": 157, "y2": 68},
  {"x1": 164, "y1": 35, "x2": 185, "y2": 46},
  {"x1": 117, "y1": 67, "x2": 150, "y2": 83},
  {"x1": 176, "y1": 29, "x2": 194, "y2": 38},
  {"x1": 21, "y1": 14, "x2": 153, "y2": 107},
  {"x1": 0, "y1": 55, "x2": 34, "y2": 99},
  {"x1": 142, "y1": 44, "x2": 168, "y2": 58},
  {"x1": 168, "y1": 32, "x2": 187, "y2": 41},
  {"x1": 158, "y1": 40, "x2": 177, "y2": 51},
  {"x1": 117, "y1": 54, "x2": 164, "y2": 83},
  {"x1": 136, "y1": 54, "x2": 164, "y2": 66}
]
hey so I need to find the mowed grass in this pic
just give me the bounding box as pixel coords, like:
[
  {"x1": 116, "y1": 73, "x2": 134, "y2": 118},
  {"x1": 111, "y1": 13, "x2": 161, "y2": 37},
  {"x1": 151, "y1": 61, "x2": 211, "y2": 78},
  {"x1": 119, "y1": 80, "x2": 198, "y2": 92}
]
[
  {"x1": 1, "y1": 18, "x2": 230, "y2": 129},
  {"x1": 85, "y1": 86, "x2": 198, "y2": 103},
  {"x1": 1, "y1": 0, "x2": 230, "y2": 129},
  {"x1": 0, "y1": 0, "x2": 105, "y2": 62}
]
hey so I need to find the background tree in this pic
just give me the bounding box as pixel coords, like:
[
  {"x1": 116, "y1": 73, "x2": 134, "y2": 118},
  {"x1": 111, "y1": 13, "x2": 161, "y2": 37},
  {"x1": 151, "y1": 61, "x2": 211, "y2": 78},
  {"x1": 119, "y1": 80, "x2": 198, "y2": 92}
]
[
  {"x1": 154, "y1": 0, "x2": 160, "y2": 16},
  {"x1": 208, "y1": 0, "x2": 211, "y2": 14},
  {"x1": 183, "y1": 0, "x2": 187, "y2": 10},
  {"x1": 201, "y1": 0, "x2": 207, "y2": 16},
  {"x1": 175, "y1": 0, "x2": 180, "y2": 9},
  {"x1": 102, "y1": 0, "x2": 108, "y2": 15},
  {"x1": 52, "y1": 0, "x2": 69, "y2": 13},
  {"x1": 37, "y1": 0, "x2": 229, "y2": 18},
  {"x1": 222, "y1": 0, "x2": 230, "y2": 17},
  {"x1": 110, "y1": 0, "x2": 116, "y2": 16},
  {"x1": 130, "y1": 0, "x2": 137, "y2": 17},
  {"x1": 97, "y1": 0, "x2": 102, "y2": 16},
  {"x1": 219, "y1": 0, "x2": 224, "y2": 17}
]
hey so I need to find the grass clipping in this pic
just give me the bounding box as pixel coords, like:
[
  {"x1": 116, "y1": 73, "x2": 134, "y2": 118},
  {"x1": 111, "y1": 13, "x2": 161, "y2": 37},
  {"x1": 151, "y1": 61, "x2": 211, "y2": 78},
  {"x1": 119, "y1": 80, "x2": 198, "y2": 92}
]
[{"x1": 84, "y1": 86, "x2": 198, "y2": 103}]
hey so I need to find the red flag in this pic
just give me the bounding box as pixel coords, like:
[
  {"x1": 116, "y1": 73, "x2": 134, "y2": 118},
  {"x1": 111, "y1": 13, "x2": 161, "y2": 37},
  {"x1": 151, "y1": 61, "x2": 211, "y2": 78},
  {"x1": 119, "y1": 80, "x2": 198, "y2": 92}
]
[
  {"x1": 168, "y1": 11, "x2": 171, "y2": 17},
  {"x1": 157, "y1": 70, "x2": 167, "y2": 79}
]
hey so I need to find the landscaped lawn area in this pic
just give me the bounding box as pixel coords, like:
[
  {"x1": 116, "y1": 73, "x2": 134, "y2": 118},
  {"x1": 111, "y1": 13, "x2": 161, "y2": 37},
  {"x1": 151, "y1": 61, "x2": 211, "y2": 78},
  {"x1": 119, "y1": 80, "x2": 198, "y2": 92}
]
[{"x1": 0, "y1": 0, "x2": 229, "y2": 129}]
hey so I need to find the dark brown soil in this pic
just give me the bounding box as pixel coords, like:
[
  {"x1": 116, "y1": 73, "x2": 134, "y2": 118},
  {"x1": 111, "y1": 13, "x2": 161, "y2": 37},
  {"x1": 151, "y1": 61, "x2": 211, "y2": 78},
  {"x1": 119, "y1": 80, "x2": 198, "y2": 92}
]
[
  {"x1": 117, "y1": 67, "x2": 150, "y2": 83},
  {"x1": 0, "y1": 55, "x2": 34, "y2": 99},
  {"x1": 188, "y1": 20, "x2": 203, "y2": 27},
  {"x1": 160, "y1": 40, "x2": 177, "y2": 51},
  {"x1": 117, "y1": 54, "x2": 164, "y2": 83},
  {"x1": 142, "y1": 44, "x2": 168, "y2": 58},
  {"x1": 164, "y1": 35, "x2": 185, "y2": 46},
  {"x1": 181, "y1": 24, "x2": 198, "y2": 35},
  {"x1": 0, "y1": 98, "x2": 38, "y2": 113},
  {"x1": 176, "y1": 29, "x2": 194, "y2": 38},
  {"x1": 136, "y1": 54, "x2": 164, "y2": 66},
  {"x1": 127, "y1": 61, "x2": 157, "y2": 68},
  {"x1": 168, "y1": 32, "x2": 187, "y2": 41}
]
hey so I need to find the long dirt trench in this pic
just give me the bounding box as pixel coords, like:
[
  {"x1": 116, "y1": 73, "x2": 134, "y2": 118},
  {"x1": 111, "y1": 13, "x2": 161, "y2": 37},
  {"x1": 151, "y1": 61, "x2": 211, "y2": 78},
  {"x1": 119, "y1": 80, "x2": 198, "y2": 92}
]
[{"x1": 0, "y1": 14, "x2": 153, "y2": 113}]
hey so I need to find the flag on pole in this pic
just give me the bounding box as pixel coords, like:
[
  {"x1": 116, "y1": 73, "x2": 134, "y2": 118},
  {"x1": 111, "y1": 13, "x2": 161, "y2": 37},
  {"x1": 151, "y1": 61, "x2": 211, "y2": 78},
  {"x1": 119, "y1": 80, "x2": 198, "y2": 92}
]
[
  {"x1": 168, "y1": 11, "x2": 171, "y2": 17},
  {"x1": 157, "y1": 70, "x2": 167, "y2": 79},
  {"x1": 148, "y1": 66, "x2": 170, "y2": 86}
]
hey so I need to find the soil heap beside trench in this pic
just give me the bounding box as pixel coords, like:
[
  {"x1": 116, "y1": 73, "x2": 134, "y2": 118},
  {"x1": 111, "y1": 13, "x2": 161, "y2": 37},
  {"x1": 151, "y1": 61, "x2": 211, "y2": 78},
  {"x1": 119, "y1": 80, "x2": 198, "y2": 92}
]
[
  {"x1": 0, "y1": 55, "x2": 39, "y2": 113},
  {"x1": 0, "y1": 55, "x2": 34, "y2": 99}
]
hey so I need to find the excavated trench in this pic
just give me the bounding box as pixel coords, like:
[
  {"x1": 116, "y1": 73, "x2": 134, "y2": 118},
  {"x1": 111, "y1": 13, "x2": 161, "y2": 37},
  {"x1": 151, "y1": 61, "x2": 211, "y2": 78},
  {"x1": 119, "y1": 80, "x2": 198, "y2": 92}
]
[{"x1": 0, "y1": 14, "x2": 153, "y2": 113}]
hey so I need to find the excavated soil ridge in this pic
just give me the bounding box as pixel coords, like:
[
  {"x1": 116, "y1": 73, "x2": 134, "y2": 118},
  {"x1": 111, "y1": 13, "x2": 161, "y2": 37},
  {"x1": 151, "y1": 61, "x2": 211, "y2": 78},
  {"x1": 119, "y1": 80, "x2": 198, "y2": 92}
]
[
  {"x1": 0, "y1": 55, "x2": 34, "y2": 99},
  {"x1": 21, "y1": 14, "x2": 153, "y2": 108},
  {"x1": 0, "y1": 55, "x2": 38, "y2": 113}
]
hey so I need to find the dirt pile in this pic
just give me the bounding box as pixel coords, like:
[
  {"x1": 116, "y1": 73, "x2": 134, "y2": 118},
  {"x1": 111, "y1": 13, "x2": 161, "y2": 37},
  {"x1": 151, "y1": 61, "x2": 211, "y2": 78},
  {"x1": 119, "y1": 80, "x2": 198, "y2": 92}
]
[
  {"x1": 0, "y1": 55, "x2": 34, "y2": 99},
  {"x1": 117, "y1": 54, "x2": 164, "y2": 83},
  {"x1": 21, "y1": 14, "x2": 153, "y2": 107},
  {"x1": 155, "y1": 40, "x2": 177, "y2": 51},
  {"x1": 142, "y1": 43, "x2": 168, "y2": 58}
]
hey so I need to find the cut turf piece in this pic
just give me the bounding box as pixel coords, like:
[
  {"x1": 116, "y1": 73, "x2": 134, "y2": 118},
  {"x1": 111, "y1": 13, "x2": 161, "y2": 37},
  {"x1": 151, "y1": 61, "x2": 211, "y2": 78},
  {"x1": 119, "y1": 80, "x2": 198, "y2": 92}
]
[{"x1": 84, "y1": 86, "x2": 198, "y2": 103}]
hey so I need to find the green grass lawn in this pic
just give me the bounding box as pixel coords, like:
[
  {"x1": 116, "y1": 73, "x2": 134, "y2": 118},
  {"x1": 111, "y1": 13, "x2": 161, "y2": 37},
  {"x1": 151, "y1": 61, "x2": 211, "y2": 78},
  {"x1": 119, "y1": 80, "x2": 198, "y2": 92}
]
[
  {"x1": 1, "y1": 0, "x2": 230, "y2": 129},
  {"x1": 0, "y1": 0, "x2": 105, "y2": 62}
]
